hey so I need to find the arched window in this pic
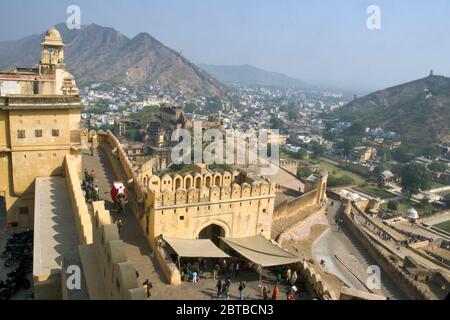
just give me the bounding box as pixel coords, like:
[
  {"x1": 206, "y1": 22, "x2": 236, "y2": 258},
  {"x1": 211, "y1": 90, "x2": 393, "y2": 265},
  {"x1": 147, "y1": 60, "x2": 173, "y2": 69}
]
[
  {"x1": 175, "y1": 177, "x2": 182, "y2": 190},
  {"x1": 195, "y1": 177, "x2": 202, "y2": 188},
  {"x1": 185, "y1": 177, "x2": 192, "y2": 189}
]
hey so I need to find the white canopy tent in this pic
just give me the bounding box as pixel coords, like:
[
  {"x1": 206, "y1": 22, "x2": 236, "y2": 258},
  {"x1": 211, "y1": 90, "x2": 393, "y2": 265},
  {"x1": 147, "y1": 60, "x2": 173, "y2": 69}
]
[
  {"x1": 220, "y1": 234, "x2": 302, "y2": 267},
  {"x1": 163, "y1": 236, "x2": 230, "y2": 259}
]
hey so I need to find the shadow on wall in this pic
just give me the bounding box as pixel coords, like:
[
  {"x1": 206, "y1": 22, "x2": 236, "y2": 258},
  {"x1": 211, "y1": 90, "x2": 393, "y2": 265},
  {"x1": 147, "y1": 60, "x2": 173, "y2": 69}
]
[
  {"x1": 48, "y1": 179, "x2": 79, "y2": 266},
  {"x1": 0, "y1": 196, "x2": 5, "y2": 228}
]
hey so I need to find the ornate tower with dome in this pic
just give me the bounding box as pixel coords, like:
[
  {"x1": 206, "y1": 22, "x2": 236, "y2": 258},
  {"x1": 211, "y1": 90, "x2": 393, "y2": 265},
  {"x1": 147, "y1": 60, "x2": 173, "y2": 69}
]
[{"x1": 0, "y1": 27, "x2": 83, "y2": 226}]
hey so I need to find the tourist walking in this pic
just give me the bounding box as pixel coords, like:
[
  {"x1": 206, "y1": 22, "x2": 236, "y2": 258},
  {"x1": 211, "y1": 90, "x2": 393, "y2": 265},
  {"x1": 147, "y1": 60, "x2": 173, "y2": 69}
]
[
  {"x1": 192, "y1": 271, "x2": 198, "y2": 284},
  {"x1": 229, "y1": 262, "x2": 234, "y2": 277},
  {"x1": 213, "y1": 263, "x2": 220, "y2": 280},
  {"x1": 82, "y1": 188, "x2": 87, "y2": 202},
  {"x1": 116, "y1": 219, "x2": 123, "y2": 235},
  {"x1": 276, "y1": 272, "x2": 282, "y2": 283},
  {"x1": 272, "y1": 282, "x2": 279, "y2": 300},
  {"x1": 290, "y1": 270, "x2": 298, "y2": 286},
  {"x1": 238, "y1": 281, "x2": 246, "y2": 300},
  {"x1": 262, "y1": 285, "x2": 270, "y2": 300},
  {"x1": 89, "y1": 170, "x2": 96, "y2": 184},
  {"x1": 84, "y1": 168, "x2": 89, "y2": 182},
  {"x1": 221, "y1": 259, "x2": 227, "y2": 275},
  {"x1": 225, "y1": 277, "x2": 232, "y2": 299},
  {"x1": 143, "y1": 279, "x2": 152, "y2": 299},
  {"x1": 286, "y1": 267, "x2": 291, "y2": 284},
  {"x1": 234, "y1": 262, "x2": 240, "y2": 278},
  {"x1": 93, "y1": 185, "x2": 100, "y2": 201},
  {"x1": 221, "y1": 284, "x2": 228, "y2": 299},
  {"x1": 216, "y1": 279, "x2": 223, "y2": 298}
]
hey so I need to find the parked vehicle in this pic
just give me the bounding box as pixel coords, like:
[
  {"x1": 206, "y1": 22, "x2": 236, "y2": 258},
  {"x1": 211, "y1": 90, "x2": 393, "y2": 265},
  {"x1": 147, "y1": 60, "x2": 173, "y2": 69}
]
[{"x1": 0, "y1": 230, "x2": 34, "y2": 300}]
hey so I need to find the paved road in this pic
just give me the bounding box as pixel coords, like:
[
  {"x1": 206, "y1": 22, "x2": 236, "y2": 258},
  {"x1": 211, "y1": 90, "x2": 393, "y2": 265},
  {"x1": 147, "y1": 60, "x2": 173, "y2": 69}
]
[
  {"x1": 312, "y1": 201, "x2": 406, "y2": 299},
  {"x1": 82, "y1": 148, "x2": 166, "y2": 290}
]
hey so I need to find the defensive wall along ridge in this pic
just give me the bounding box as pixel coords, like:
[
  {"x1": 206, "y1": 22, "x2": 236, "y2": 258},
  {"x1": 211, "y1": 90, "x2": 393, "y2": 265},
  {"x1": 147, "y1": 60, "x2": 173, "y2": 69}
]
[
  {"x1": 33, "y1": 153, "x2": 145, "y2": 300},
  {"x1": 85, "y1": 129, "x2": 183, "y2": 284},
  {"x1": 340, "y1": 198, "x2": 449, "y2": 300}
]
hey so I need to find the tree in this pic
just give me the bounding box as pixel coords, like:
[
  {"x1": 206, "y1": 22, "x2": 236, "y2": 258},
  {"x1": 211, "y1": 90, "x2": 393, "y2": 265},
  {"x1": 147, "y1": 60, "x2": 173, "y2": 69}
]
[
  {"x1": 380, "y1": 148, "x2": 392, "y2": 162},
  {"x1": 387, "y1": 200, "x2": 399, "y2": 211},
  {"x1": 323, "y1": 129, "x2": 337, "y2": 142},
  {"x1": 428, "y1": 161, "x2": 446, "y2": 173},
  {"x1": 297, "y1": 165, "x2": 313, "y2": 179},
  {"x1": 184, "y1": 103, "x2": 196, "y2": 114},
  {"x1": 400, "y1": 164, "x2": 432, "y2": 199},
  {"x1": 295, "y1": 148, "x2": 308, "y2": 160},
  {"x1": 327, "y1": 175, "x2": 355, "y2": 187},
  {"x1": 125, "y1": 129, "x2": 144, "y2": 142},
  {"x1": 270, "y1": 115, "x2": 283, "y2": 130},
  {"x1": 338, "y1": 138, "x2": 357, "y2": 157},
  {"x1": 392, "y1": 145, "x2": 415, "y2": 163},
  {"x1": 373, "y1": 164, "x2": 387, "y2": 177},
  {"x1": 311, "y1": 142, "x2": 326, "y2": 158},
  {"x1": 420, "y1": 144, "x2": 440, "y2": 158},
  {"x1": 343, "y1": 122, "x2": 365, "y2": 138}
]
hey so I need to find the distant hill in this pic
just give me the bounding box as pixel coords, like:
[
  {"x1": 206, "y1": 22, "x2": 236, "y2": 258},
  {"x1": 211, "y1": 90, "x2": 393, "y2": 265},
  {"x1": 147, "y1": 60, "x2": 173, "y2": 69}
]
[
  {"x1": 0, "y1": 23, "x2": 227, "y2": 98},
  {"x1": 199, "y1": 64, "x2": 306, "y2": 88},
  {"x1": 334, "y1": 74, "x2": 450, "y2": 146}
]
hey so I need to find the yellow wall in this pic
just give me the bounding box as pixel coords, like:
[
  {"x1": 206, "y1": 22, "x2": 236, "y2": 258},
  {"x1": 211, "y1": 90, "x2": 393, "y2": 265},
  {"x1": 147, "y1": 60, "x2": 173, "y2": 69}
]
[
  {"x1": 139, "y1": 165, "x2": 277, "y2": 241},
  {"x1": 65, "y1": 155, "x2": 93, "y2": 244},
  {"x1": 0, "y1": 110, "x2": 9, "y2": 147},
  {"x1": 0, "y1": 107, "x2": 81, "y2": 224},
  {"x1": 8, "y1": 109, "x2": 73, "y2": 195}
]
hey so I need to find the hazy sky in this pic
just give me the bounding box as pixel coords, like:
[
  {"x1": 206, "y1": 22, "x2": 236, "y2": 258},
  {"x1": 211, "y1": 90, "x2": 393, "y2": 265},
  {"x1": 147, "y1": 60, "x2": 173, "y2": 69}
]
[{"x1": 1, "y1": 0, "x2": 449, "y2": 91}]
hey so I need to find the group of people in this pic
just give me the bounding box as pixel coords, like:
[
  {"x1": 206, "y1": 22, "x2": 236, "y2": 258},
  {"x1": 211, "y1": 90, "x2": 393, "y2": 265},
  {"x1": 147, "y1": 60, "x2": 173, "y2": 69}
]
[
  {"x1": 335, "y1": 216, "x2": 344, "y2": 232},
  {"x1": 179, "y1": 258, "x2": 305, "y2": 300},
  {"x1": 180, "y1": 259, "x2": 210, "y2": 283},
  {"x1": 261, "y1": 281, "x2": 298, "y2": 300},
  {"x1": 214, "y1": 259, "x2": 241, "y2": 280},
  {"x1": 82, "y1": 168, "x2": 101, "y2": 203},
  {"x1": 215, "y1": 274, "x2": 247, "y2": 300}
]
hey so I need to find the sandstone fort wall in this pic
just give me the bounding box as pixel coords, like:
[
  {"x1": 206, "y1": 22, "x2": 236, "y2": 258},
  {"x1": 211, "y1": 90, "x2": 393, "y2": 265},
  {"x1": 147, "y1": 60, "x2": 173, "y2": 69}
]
[
  {"x1": 342, "y1": 202, "x2": 431, "y2": 300},
  {"x1": 273, "y1": 189, "x2": 318, "y2": 221},
  {"x1": 65, "y1": 154, "x2": 144, "y2": 299},
  {"x1": 65, "y1": 155, "x2": 93, "y2": 244}
]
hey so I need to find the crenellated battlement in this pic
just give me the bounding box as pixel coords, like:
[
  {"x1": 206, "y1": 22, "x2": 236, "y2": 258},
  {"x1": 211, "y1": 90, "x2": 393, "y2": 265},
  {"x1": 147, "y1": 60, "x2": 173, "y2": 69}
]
[{"x1": 151, "y1": 180, "x2": 276, "y2": 208}]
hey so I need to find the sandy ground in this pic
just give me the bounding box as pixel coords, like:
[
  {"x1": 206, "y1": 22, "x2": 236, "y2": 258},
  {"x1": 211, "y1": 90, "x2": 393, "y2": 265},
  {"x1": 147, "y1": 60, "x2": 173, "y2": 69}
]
[{"x1": 280, "y1": 200, "x2": 407, "y2": 299}]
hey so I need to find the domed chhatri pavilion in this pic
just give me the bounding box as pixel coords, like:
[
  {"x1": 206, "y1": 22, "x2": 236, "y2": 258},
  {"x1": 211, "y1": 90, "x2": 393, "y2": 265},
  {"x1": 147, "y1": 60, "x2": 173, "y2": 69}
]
[{"x1": 406, "y1": 208, "x2": 419, "y2": 221}]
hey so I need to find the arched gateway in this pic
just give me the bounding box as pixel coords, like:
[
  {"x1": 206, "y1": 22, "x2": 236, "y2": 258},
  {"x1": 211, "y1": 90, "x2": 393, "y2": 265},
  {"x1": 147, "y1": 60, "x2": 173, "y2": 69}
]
[{"x1": 196, "y1": 223, "x2": 228, "y2": 246}]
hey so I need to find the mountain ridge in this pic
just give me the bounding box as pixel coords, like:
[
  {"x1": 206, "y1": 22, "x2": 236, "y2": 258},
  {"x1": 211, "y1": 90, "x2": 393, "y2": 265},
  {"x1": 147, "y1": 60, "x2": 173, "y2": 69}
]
[
  {"x1": 199, "y1": 63, "x2": 307, "y2": 88},
  {"x1": 0, "y1": 23, "x2": 227, "y2": 98},
  {"x1": 334, "y1": 74, "x2": 450, "y2": 147}
]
